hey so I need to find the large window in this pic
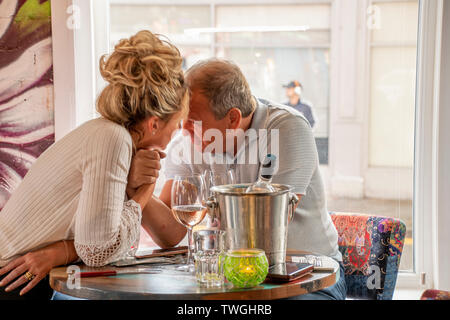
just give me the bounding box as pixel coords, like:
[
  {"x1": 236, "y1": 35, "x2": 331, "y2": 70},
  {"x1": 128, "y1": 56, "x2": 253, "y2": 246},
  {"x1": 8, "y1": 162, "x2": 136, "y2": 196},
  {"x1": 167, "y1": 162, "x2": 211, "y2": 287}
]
[
  {"x1": 369, "y1": 2, "x2": 418, "y2": 168},
  {"x1": 213, "y1": 4, "x2": 331, "y2": 144},
  {"x1": 110, "y1": 0, "x2": 419, "y2": 274},
  {"x1": 110, "y1": 2, "x2": 331, "y2": 163},
  {"x1": 365, "y1": 1, "x2": 418, "y2": 272}
]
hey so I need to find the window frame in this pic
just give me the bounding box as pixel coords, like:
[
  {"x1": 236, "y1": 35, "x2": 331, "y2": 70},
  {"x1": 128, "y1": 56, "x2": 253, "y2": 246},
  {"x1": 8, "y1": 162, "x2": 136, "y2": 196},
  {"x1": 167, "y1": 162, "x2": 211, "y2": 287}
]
[{"x1": 410, "y1": 0, "x2": 445, "y2": 290}]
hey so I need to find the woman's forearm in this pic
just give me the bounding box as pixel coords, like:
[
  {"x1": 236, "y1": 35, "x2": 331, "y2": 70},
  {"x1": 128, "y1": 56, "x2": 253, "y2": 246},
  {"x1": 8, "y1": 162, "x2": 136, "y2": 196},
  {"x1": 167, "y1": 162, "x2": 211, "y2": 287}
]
[
  {"x1": 43, "y1": 240, "x2": 79, "y2": 267},
  {"x1": 141, "y1": 195, "x2": 187, "y2": 249},
  {"x1": 130, "y1": 183, "x2": 156, "y2": 211}
]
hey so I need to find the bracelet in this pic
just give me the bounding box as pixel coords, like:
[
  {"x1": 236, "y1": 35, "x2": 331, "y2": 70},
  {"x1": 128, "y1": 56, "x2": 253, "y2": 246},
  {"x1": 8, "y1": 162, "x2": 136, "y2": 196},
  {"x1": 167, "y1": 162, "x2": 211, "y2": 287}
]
[{"x1": 62, "y1": 240, "x2": 69, "y2": 265}]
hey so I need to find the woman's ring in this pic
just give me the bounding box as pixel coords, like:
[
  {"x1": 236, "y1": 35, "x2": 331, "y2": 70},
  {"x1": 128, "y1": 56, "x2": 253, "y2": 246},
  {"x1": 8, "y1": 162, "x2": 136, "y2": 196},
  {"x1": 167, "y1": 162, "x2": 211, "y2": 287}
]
[{"x1": 24, "y1": 271, "x2": 35, "y2": 281}]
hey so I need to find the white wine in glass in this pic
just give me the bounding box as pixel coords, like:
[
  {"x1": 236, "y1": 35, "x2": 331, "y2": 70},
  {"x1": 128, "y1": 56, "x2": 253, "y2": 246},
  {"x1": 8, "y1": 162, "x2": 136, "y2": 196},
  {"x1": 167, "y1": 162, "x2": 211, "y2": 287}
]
[
  {"x1": 171, "y1": 204, "x2": 207, "y2": 228},
  {"x1": 171, "y1": 173, "x2": 207, "y2": 272}
]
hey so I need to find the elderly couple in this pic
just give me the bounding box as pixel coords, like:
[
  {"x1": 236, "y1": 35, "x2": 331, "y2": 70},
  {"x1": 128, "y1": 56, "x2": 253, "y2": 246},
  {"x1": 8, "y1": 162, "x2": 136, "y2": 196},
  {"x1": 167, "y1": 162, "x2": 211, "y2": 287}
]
[{"x1": 0, "y1": 31, "x2": 346, "y2": 300}]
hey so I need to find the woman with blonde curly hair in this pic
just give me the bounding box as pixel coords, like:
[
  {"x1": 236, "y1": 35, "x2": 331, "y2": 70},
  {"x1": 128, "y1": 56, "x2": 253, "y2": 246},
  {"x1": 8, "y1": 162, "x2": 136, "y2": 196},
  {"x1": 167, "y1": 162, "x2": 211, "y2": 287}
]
[{"x1": 0, "y1": 31, "x2": 188, "y2": 300}]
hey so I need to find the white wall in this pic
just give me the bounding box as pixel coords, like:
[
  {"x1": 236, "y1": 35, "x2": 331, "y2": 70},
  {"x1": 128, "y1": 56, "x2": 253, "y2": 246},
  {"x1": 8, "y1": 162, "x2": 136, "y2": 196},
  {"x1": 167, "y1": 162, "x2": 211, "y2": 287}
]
[
  {"x1": 51, "y1": 0, "x2": 102, "y2": 140},
  {"x1": 434, "y1": 0, "x2": 450, "y2": 291},
  {"x1": 92, "y1": 0, "x2": 110, "y2": 98},
  {"x1": 51, "y1": 0, "x2": 76, "y2": 141}
]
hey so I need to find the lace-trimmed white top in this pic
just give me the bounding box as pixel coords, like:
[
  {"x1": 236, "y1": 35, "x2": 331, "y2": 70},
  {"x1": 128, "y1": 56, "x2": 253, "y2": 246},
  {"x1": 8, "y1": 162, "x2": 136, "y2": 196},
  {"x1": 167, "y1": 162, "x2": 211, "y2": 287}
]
[{"x1": 0, "y1": 118, "x2": 142, "y2": 267}]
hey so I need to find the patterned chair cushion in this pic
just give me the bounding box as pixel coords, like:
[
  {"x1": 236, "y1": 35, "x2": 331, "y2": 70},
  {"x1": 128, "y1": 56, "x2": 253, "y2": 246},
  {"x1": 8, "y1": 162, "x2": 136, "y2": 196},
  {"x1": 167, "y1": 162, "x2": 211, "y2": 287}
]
[
  {"x1": 420, "y1": 289, "x2": 450, "y2": 300},
  {"x1": 330, "y1": 212, "x2": 406, "y2": 300}
]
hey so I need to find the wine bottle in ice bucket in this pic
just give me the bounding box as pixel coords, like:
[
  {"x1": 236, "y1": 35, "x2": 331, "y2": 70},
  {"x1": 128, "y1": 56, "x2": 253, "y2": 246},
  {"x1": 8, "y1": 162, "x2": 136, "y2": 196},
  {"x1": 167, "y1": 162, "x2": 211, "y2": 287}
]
[{"x1": 245, "y1": 154, "x2": 277, "y2": 193}]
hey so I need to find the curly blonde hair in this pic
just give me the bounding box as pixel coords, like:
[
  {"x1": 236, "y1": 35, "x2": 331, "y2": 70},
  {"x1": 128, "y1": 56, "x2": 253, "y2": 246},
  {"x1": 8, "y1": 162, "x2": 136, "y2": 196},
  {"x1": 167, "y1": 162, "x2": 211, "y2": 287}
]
[{"x1": 96, "y1": 30, "x2": 187, "y2": 130}]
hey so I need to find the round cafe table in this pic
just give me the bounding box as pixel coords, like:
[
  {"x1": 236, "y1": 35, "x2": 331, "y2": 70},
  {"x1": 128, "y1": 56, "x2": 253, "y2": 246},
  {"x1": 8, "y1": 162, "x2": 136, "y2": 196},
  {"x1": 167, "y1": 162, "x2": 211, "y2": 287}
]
[{"x1": 49, "y1": 250, "x2": 339, "y2": 300}]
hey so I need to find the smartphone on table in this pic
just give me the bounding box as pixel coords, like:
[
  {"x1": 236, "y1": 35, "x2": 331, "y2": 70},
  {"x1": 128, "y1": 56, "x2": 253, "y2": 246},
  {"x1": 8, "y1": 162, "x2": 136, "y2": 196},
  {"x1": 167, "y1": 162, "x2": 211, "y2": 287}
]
[{"x1": 266, "y1": 262, "x2": 314, "y2": 283}]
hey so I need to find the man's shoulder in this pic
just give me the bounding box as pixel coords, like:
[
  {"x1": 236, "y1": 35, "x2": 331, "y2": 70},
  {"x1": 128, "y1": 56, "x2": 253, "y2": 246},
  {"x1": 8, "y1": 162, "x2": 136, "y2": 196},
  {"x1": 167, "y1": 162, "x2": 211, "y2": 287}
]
[{"x1": 257, "y1": 98, "x2": 310, "y2": 129}]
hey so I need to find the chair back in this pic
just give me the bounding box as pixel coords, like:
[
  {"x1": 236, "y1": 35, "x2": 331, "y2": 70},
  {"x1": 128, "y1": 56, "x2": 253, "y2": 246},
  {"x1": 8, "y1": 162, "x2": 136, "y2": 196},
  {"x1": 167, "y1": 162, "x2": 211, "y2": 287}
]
[
  {"x1": 330, "y1": 212, "x2": 406, "y2": 300},
  {"x1": 420, "y1": 289, "x2": 450, "y2": 300}
]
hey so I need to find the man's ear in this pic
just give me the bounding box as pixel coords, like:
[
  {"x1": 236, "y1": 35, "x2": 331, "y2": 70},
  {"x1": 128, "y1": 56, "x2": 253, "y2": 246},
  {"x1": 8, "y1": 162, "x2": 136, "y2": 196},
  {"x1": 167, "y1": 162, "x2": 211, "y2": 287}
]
[{"x1": 227, "y1": 108, "x2": 242, "y2": 130}]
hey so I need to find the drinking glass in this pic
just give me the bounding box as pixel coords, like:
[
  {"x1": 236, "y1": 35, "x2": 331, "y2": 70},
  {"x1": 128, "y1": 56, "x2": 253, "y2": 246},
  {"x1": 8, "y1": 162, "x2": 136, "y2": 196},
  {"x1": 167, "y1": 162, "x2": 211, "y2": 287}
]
[
  {"x1": 171, "y1": 173, "x2": 207, "y2": 272},
  {"x1": 203, "y1": 169, "x2": 236, "y2": 195},
  {"x1": 202, "y1": 169, "x2": 235, "y2": 229},
  {"x1": 193, "y1": 229, "x2": 226, "y2": 287}
]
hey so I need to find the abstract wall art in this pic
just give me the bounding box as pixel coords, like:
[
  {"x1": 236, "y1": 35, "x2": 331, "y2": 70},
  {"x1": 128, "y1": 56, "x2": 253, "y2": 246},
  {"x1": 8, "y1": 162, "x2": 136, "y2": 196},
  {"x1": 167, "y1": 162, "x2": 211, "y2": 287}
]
[{"x1": 0, "y1": 0, "x2": 54, "y2": 210}]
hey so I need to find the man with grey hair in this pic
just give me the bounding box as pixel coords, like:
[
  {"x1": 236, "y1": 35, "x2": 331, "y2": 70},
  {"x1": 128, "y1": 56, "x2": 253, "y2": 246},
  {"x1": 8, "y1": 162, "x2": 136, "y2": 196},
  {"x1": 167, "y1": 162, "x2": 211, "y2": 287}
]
[{"x1": 128, "y1": 58, "x2": 346, "y2": 300}]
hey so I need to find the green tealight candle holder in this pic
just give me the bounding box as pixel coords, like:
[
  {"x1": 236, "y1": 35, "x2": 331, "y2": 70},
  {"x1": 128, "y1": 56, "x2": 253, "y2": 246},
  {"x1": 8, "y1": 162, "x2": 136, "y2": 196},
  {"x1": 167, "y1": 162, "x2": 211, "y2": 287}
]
[{"x1": 223, "y1": 249, "x2": 269, "y2": 288}]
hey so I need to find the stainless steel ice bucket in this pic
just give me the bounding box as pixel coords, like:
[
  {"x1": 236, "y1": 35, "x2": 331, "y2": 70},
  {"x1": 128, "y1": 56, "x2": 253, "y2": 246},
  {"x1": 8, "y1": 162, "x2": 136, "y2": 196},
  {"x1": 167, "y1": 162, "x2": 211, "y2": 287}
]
[{"x1": 206, "y1": 184, "x2": 299, "y2": 266}]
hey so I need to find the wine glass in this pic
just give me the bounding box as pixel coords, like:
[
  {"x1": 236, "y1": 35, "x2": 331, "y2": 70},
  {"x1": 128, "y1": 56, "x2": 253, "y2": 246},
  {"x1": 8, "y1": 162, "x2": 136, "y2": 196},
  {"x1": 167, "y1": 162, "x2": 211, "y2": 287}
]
[
  {"x1": 171, "y1": 173, "x2": 207, "y2": 272},
  {"x1": 202, "y1": 169, "x2": 235, "y2": 228},
  {"x1": 203, "y1": 169, "x2": 236, "y2": 197}
]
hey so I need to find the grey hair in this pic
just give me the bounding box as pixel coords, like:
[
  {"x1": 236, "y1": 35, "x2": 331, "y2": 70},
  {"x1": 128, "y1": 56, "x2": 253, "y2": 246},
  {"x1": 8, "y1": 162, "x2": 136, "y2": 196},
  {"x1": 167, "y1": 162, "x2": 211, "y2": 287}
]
[{"x1": 185, "y1": 58, "x2": 256, "y2": 119}]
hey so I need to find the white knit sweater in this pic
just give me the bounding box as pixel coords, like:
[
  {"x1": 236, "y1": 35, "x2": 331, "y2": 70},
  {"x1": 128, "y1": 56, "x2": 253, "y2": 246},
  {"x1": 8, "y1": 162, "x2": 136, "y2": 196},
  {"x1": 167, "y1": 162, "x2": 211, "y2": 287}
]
[{"x1": 0, "y1": 118, "x2": 142, "y2": 267}]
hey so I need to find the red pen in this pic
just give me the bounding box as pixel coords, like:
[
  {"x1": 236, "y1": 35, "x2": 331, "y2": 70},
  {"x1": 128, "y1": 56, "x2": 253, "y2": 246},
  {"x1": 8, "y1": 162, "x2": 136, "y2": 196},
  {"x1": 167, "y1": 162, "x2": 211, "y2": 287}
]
[
  {"x1": 79, "y1": 270, "x2": 118, "y2": 278},
  {"x1": 79, "y1": 268, "x2": 162, "y2": 278}
]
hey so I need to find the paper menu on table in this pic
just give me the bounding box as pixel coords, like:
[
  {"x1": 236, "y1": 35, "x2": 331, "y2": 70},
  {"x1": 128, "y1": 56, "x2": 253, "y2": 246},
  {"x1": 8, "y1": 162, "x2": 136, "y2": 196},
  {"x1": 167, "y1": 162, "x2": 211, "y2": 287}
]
[
  {"x1": 290, "y1": 254, "x2": 337, "y2": 272},
  {"x1": 110, "y1": 255, "x2": 184, "y2": 267},
  {"x1": 134, "y1": 246, "x2": 187, "y2": 259},
  {"x1": 110, "y1": 246, "x2": 187, "y2": 267}
]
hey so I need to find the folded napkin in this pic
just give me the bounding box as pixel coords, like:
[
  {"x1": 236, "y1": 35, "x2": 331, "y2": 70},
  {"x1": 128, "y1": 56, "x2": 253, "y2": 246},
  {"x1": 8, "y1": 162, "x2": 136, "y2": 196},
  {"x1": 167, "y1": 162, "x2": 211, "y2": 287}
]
[{"x1": 110, "y1": 255, "x2": 185, "y2": 267}]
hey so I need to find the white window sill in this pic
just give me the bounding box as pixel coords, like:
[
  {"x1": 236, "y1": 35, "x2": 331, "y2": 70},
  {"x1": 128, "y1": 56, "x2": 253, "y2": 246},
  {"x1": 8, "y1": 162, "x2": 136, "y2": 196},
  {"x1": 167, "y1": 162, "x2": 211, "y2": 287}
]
[{"x1": 392, "y1": 289, "x2": 423, "y2": 300}]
